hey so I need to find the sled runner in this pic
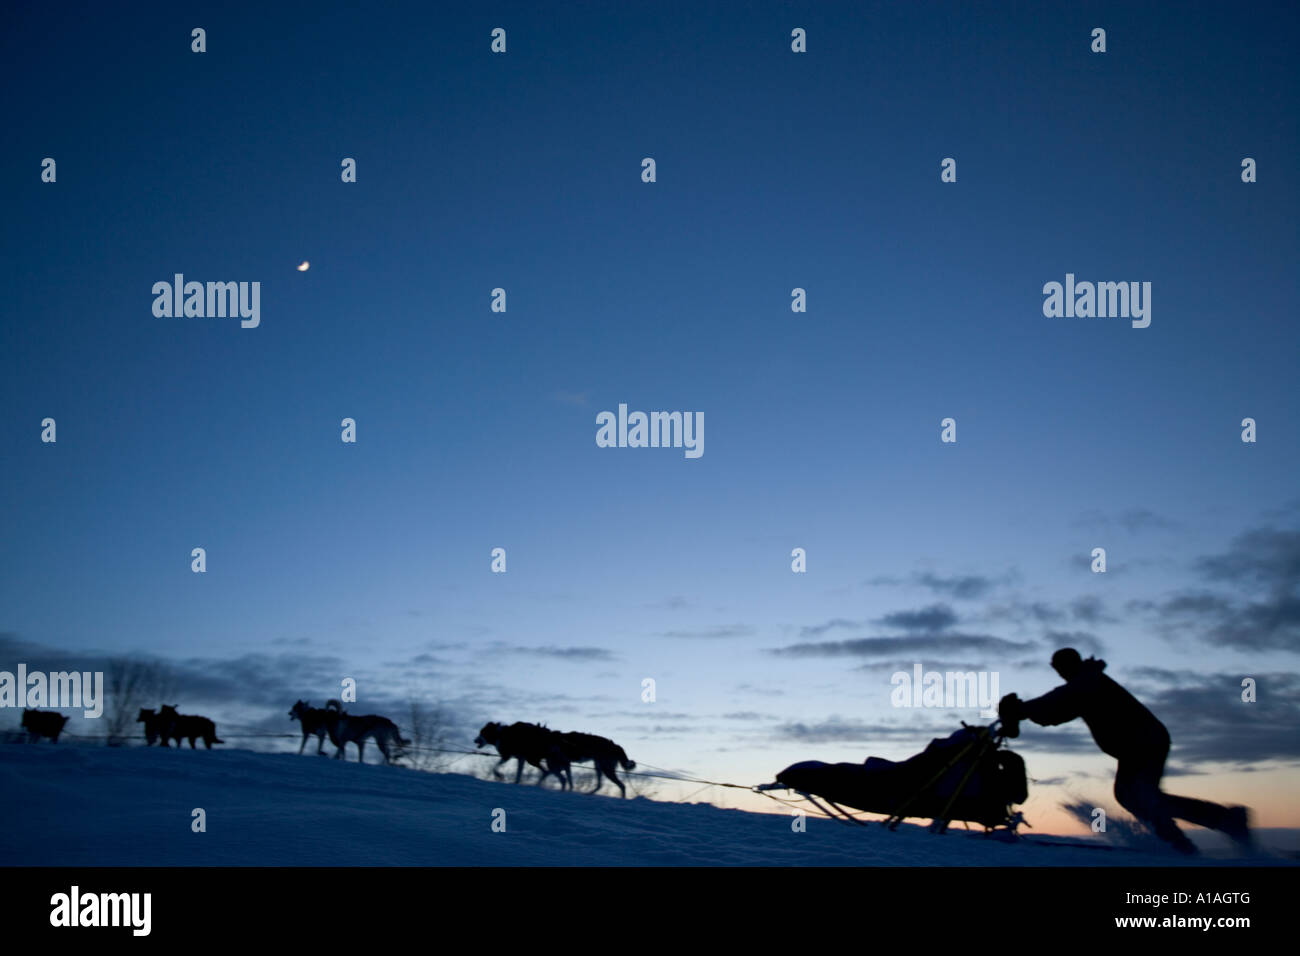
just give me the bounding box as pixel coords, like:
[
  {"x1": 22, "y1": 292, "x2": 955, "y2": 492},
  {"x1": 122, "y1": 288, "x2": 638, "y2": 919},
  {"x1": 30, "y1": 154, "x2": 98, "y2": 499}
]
[{"x1": 766, "y1": 720, "x2": 1028, "y2": 832}]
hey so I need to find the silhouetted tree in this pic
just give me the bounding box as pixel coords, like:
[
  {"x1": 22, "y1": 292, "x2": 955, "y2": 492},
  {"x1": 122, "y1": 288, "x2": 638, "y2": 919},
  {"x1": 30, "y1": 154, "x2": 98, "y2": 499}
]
[
  {"x1": 402, "y1": 700, "x2": 455, "y2": 771},
  {"x1": 104, "y1": 658, "x2": 176, "y2": 746}
]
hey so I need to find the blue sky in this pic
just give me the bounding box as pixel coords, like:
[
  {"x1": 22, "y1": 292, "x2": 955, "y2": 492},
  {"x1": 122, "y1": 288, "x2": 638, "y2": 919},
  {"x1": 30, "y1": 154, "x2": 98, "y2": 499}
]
[{"x1": 2, "y1": 1, "x2": 1297, "y2": 832}]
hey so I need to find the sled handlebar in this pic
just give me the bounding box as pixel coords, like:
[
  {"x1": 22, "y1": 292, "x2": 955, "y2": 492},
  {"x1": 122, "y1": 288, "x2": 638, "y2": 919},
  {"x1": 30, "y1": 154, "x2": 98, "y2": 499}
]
[{"x1": 961, "y1": 718, "x2": 1007, "y2": 740}]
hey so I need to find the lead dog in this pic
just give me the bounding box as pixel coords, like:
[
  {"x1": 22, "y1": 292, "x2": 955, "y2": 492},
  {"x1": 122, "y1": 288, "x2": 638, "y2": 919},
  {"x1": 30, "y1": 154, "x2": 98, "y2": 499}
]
[
  {"x1": 322, "y1": 699, "x2": 409, "y2": 764},
  {"x1": 21, "y1": 709, "x2": 69, "y2": 743},
  {"x1": 288, "y1": 700, "x2": 333, "y2": 755}
]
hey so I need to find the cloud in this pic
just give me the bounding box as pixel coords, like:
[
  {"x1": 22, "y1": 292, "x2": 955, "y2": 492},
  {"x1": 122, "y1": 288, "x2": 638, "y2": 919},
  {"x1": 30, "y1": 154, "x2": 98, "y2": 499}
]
[
  {"x1": 799, "y1": 618, "x2": 864, "y2": 638},
  {"x1": 645, "y1": 596, "x2": 694, "y2": 611},
  {"x1": 977, "y1": 596, "x2": 1115, "y2": 632},
  {"x1": 1195, "y1": 528, "x2": 1300, "y2": 591},
  {"x1": 1160, "y1": 765, "x2": 1207, "y2": 778},
  {"x1": 660, "y1": 625, "x2": 754, "y2": 639},
  {"x1": 771, "y1": 717, "x2": 955, "y2": 744},
  {"x1": 0, "y1": 633, "x2": 478, "y2": 740},
  {"x1": 497, "y1": 645, "x2": 618, "y2": 661},
  {"x1": 866, "y1": 571, "x2": 1007, "y2": 600},
  {"x1": 616, "y1": 724, "x2": 698, "y2": 735},
  {"x1": 984, "y1": 600, "x2": 1066, "y2": 625},
  {"x1": 800, "y1": 604, "x2": 958, "y2": 640},
  {"x1": 1125, "y1": 671, "x2": 1300, "y2": 765},
  {"x1": 0, "y1": 634, "x2": 651, "y2": 753},
  {"x1": 1069, "y1": 595, "x2": 1116, "y2": 624},
  {"x1": 914, "y1": 573, "x2": 998, "y2": 600},
  {"x1": 0, "y1": 633, "x2": 357, "y2": 716},
  {"x1": 770, "y1": 633, "x2": 1038, "y2": 659},
  {"x1": 1134, "y1": 525, "x2": 1300, "y2": 652},
  {"x1": 858, "y1": 658, "x2": 998, "y2": 675},
  {"x1": 1118, "y1": 509, "x2": 1180, "y2": 534},
  {"x1": 1260, "y1": 497, "x2": 1300, "y2": 523},
  {"x1": 864, "y1": 574, "x2": 904, "y2": 588},
  {"x1": 878, "y1": 603, "x2": 958, "y2": 632},
  {"x1": 425, "y1": 641, "x2": 470, "y2": 652},
  {"x1": 1124, "y1": 666, "x2": 1217, "y2": 687},
  {"x1": 1072, "y1": 508, "x2": 1179, "y2": 534},
  {"x1": 169, "y1": 651, "x2": 355, "y2": 709},
  {"x1": 551, "y1": 390, "x2": 590, "y2": 407}
]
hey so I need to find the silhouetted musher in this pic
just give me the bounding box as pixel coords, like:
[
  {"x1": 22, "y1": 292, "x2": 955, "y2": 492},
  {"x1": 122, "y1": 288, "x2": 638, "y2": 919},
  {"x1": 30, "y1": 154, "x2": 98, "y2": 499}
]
[{"x1": 999, "y1": 648, "x2": 1251, "y2": 855}]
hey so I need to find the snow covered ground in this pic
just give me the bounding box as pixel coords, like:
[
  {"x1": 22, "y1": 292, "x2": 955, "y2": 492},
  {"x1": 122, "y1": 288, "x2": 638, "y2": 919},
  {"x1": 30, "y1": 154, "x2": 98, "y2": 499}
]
[{"x1": 0, "y1": 744, "x2": 1292, "y2": 867}]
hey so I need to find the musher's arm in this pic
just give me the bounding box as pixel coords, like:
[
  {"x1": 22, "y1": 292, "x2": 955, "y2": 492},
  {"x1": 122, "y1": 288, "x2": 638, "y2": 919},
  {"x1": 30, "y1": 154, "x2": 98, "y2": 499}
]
[{"x1": 1018, "y1": 684, "x2": 1083, "y2": 727}]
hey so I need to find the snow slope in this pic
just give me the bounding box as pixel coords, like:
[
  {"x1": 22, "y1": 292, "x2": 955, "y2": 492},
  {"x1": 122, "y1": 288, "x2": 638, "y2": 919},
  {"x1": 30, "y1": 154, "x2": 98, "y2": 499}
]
[{"x1": 0, "y1": 744, "x2": 1288, "y2": 867}]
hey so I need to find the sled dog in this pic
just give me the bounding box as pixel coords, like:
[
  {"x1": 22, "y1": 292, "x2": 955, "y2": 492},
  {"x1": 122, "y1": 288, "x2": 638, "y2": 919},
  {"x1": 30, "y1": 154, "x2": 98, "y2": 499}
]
[
  {"x1": 157, "y1": 704, "x2": 224, "y2": 749},
  {"x1": 323, "y1": 699, "x2": 409, "y2": 764},
  {"x1": 552, "y1": 731, "x2": 637, "y2": 797},
  {"x1": 21, "y1": 709, "x2": 69, "y2": 743},
  {"x1": 474, "y1": 721, "x2": 569, "y2": 786},
  {"x1": 136, "y1": 707, "x2": 173, "y2": 745},
  {"x1": 288, "y1": 700, "x2": 333, "y2": 755}
]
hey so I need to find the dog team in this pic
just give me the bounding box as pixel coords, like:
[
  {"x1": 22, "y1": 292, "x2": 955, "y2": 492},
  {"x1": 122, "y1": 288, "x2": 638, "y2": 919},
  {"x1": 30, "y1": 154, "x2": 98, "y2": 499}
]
[
  {"x1": 288, "y1": 701, "x2": 639, "y2": 797},
  {"x1": 15, "y1": 704, "x2": 223, "y2": 748},
  {"x1": 17, "y1": 700, "x2": 637, "y2": 797}
]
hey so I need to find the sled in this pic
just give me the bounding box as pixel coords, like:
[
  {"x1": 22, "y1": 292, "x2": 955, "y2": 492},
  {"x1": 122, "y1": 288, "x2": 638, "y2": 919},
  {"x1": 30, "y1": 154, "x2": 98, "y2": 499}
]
[{"x1": 767, "y1": 720, "x2": 1028, "y2": 832}]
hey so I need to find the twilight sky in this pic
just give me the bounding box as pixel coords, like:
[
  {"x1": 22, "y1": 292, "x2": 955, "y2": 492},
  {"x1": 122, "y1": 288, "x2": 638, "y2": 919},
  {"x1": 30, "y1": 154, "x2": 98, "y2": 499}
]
[{"x1": 2, "y1": 1, "x2": 1297, "y2": 835}]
